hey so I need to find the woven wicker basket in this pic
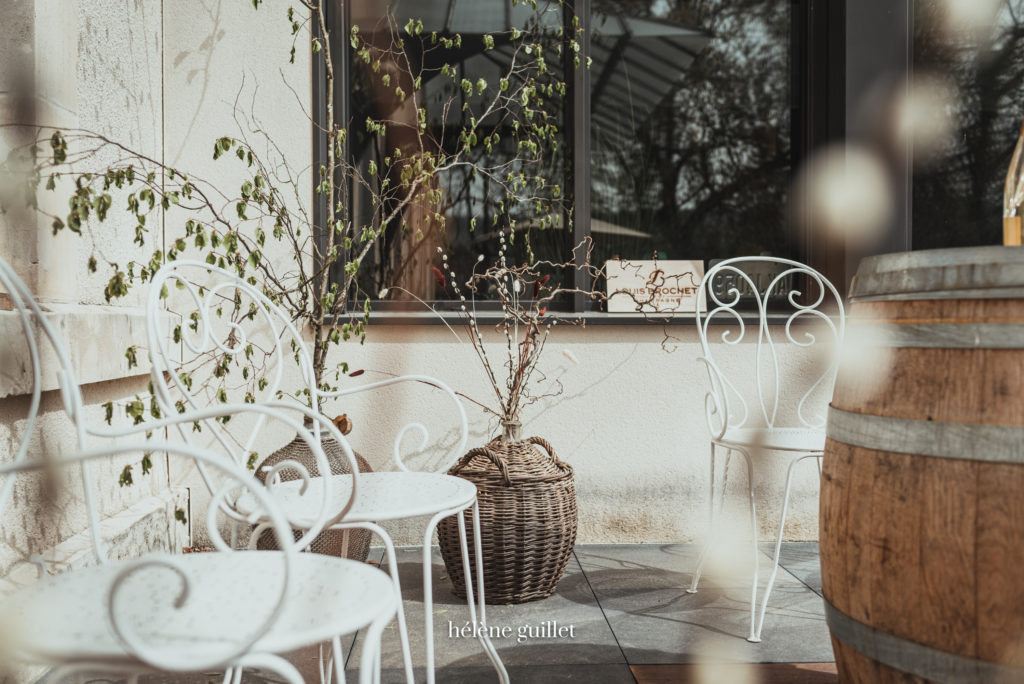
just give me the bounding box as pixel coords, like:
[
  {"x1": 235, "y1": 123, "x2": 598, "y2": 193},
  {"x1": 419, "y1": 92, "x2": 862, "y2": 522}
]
[
  {"x1": 255, "y1": 416, "x2": 372, "y2": 561},
  {"x1": 438, "y1": 426, "x2": 577, "y2": 604}
]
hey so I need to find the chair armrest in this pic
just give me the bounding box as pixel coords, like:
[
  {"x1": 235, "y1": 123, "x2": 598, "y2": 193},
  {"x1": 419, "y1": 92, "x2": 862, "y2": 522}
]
[{"x1": 318, "y1": 375, "x2": 469, "y2": 472}]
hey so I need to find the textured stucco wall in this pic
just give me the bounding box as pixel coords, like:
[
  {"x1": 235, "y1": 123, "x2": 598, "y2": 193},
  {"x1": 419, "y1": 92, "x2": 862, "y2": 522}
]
[
  {"x1": 317, "y1": 322, "x2": 826, "y2": 546},
  {"x1": 0, "y1": 0, "x2": 181, "y2": 617}
]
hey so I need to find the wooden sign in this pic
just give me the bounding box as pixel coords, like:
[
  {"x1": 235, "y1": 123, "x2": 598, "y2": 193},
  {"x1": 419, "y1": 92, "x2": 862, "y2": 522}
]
[{"x1": 606, "y1": 259, "x2": 704, "y2": 313}]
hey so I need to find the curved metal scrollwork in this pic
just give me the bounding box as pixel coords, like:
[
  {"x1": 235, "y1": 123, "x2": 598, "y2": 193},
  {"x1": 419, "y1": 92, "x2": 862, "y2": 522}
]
[
  {"x1": 321, "y1": 375, "x2": 469, "y2": 473},
  {"x1": 146, "y1": 260, "x2": 470, "y2": 477},
  {"x1": 144, "y1": 260, "x2": 323, "y2": 523},
  {"x1": 695, "y1": 257, "x2": 846, "y2": 434}
]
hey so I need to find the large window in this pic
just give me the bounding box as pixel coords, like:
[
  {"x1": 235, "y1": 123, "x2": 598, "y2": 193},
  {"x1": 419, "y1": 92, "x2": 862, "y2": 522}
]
[
  {"x1": 911, "y1": 1, "x2": 1024, "y2": 251},
  {"x1": 322, "y1": 1, "x2": 841, "y2": 313}
]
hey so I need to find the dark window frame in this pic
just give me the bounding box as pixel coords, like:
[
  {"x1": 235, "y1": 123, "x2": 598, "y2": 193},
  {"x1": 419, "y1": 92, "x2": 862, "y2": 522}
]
[{"x1": 315, "y1": 0, "x2": 848, "y2": 324}]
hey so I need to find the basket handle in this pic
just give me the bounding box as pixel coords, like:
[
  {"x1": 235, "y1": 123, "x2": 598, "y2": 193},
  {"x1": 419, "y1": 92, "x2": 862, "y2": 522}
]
[
  {"x1": 525, "y1": 436, "x2": 564, "y2": 466},
  {"x1": 451, "y1": 445, "x2": 514, "y2": 486}
]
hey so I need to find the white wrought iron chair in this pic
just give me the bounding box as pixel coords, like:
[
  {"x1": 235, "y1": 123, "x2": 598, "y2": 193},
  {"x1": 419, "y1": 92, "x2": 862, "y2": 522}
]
[
  {"x1": 0, "y1": 255, "x2": 397, "y2": 684},
  {"x1": 686, "y1": 256, "x2": 845, "y2": 643},
  {"x1": 144, "y1": 260, "x2": 509, "y2": 684}
]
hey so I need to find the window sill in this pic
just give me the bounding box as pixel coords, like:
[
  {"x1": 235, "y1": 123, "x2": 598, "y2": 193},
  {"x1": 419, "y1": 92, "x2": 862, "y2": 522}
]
[
  {"x1": 0, "y1": 305, "x2": 156, "y2": 399},
  {"x1": 363, "y1": 309, "x2": 823, "y2": 327}
]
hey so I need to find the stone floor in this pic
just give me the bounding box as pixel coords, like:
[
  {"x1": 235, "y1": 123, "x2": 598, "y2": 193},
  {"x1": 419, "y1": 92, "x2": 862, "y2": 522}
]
[{"x1": 136, "y1": 543, "x2": 835, "y2": 683}]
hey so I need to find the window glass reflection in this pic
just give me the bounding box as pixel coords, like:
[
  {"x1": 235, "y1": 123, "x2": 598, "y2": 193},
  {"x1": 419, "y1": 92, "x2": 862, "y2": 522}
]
[
  {"x1": 912, "y1": 0, "x2": 1024, "y2": 250},
  {"x1": 589, "y1": 0, "x2": 794, "y2": 268},
  {"x1": 347, "y1": 0, "x2": 570, "y2": 305}
]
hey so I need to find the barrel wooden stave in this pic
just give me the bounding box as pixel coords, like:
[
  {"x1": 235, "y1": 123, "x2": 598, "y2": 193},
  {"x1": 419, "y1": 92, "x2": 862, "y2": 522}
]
[{"x1": 823, "y1": 275, "x2": 1024, "y2": 682}]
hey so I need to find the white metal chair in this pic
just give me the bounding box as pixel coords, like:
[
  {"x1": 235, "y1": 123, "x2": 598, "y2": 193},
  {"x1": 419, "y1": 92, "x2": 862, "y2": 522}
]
[
  {"x1": 0, "y1": 255, "x2": 397, "y2": 684},
  {"x1": 686, "y1": 256, "x2": 845, "y2": 643},
  {"x1": 144, "y1": 260, "x2": 509, "y2": 684}
]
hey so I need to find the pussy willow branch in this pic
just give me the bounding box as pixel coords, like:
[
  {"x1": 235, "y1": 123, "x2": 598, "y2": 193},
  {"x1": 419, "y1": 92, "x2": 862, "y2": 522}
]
[{"x1": 433, "y1": 236, "x2": 605, "y2": 422}]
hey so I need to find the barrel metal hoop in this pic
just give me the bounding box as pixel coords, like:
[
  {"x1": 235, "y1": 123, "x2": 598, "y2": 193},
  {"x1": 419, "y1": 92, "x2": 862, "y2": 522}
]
[
  {"x1": 852, "y1": 287, "x2": 1024, "y2": 303},
  {"x1": 851, "y1": 248, "x2": 1024, "y2": 300},
  {"x1": 858, "y1": 322, "x2": 1024, "y2": 348},
  {"x1": 827, "y1": 407, "x2": 1024, "y2": 464},
  {"x1": 824, "y1": 599, "x2": 1024, "y2": 684}
]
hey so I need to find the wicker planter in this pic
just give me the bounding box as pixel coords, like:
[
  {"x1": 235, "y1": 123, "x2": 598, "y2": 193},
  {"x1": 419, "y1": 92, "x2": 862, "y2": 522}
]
[
  {"x1": 438, "y1": 421, "x2": 577, "y2": 604},
  {"x1": 255, "y1": 416, "x2": 373, "y2": 561}
]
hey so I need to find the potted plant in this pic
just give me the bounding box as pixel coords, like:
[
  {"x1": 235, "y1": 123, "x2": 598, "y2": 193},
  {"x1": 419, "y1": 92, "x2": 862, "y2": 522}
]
[{"x1": 389, "y1": 233, "x2": 602, "y2": 603}]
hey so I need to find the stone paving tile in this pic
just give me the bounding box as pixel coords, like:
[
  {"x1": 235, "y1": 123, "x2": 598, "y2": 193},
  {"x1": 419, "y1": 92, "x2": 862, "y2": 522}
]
[
  {"x1": 768, "y1": 542, "x2": 822, "y2": 596},
  {"x1": 372, "y1": 663, "x2": 637, "y2": 684},
  {"x1": 127, "y1": 543, "x2": 831, "y2": 683},
  {"x1": 345, "y1": 546, "x2": 625, "y2": 678},
  {"x1": 575, "y1": 543, "x2": 832, "y2": 665}
]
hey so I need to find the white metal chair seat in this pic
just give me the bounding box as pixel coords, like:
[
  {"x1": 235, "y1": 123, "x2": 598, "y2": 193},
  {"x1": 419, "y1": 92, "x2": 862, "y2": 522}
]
[
  {"x1": 245, "y1": 472, "x2": 476, "y2": 524},
  {"x1": 1, "y1": 551, "x2": 395, "y2": 665},
  {"x1": 717, "y1": 427, "x2": 825, "y2": 453}
]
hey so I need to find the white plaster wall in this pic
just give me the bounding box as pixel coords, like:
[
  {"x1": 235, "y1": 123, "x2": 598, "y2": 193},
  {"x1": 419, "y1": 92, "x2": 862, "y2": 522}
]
[
  {"x1": 161, "y1": 0, "x2": 315, "y2": 538},
  {"x1": 320, "y1": 322, "x2": 827, "y2": 545},
  {"x1": 75, "y1": 0, "x2": 164, "y2": 307}
]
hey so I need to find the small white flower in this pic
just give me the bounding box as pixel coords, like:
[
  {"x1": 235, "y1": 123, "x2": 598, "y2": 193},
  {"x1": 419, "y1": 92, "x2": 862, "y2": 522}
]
[
  {"x1": 477, "y1": 254, "x2": 485, "y2": 262},
  {"x1": 378, "y1": 288, "x2": 389, "y2": 298},
  {"x1": 513, "y1": 280, "x2": 522, "y2": 294},
  {"x1": 562, "y1": 349, "x2": 579, "y2": 365},
  {"x1": 437, "y1": 246, "x2": 443, "y2": 253}
]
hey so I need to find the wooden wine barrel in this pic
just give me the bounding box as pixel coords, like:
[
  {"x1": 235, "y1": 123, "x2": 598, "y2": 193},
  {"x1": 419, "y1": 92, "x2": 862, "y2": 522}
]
[{"x1": 821, "y1": 246, "x2": 1024, "y2": 684}]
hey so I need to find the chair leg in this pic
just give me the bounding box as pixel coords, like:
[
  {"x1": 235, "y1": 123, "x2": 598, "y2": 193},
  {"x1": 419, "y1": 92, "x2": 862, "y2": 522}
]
[
  {"x1": 322, "y1": 641, "x2": 333, "y2": 684},
  {"x1": 357, "y1": 611, "x2": 390, "y2": 684},
  {"x1": 688, "y1": 442, "x2": 719, "y2": 593},
  {"x1": 422, "y1": 511, "x2": 447, "y2": 684},
  {"x1": 460, "y1": 503, "x2": 509, "y2": 683},
  {"x1": 234, "y1": 654, "x2": 304, "y2": 684},
  {"x1": 334, "y1": 521, "x2": 414, "y2": 684},
  {"x1": 753, "y1": 452, "x2": 821, "y2": 642},
  {"x1": 333, "y1": 636, "x2": 348, "y2": 684},
  {"x1": 373, "y1": 526, "x2": 414, "y2": 684},
  {"x1": 724, "y1": 446, "x2": 761, "y2": 642}
]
